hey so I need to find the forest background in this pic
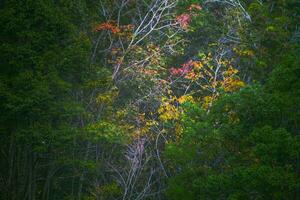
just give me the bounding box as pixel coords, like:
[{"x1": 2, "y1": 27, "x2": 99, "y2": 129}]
[{"x1": 1, "y1": 0, "x2": 300, "y2": 199}]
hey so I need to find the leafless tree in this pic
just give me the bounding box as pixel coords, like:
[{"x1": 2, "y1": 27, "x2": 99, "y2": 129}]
[
  {"x1": 108, "y1": 137, "x2": 165, "y2": 200},
  {"x1": 205, "y1": 0, "x2": 251, "y2": 21},
  {"x1": 93, "y1": 0, "x2": 181, "y2": 80}
]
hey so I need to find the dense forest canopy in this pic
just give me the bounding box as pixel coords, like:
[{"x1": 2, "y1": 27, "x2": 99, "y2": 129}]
[{"x1": 0, "y1": 0, "x2": 299, "y2": 199}]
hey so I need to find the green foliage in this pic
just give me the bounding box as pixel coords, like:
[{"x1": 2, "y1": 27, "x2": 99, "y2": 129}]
[
  {"x1": 165, "y1": 47, "x2": 300, "y2": 199},
  {"x1": 1, "y1": 0, "x2": 299, "y2": 199}
]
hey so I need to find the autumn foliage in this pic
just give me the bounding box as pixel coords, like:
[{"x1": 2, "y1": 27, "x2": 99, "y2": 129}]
[{"x1": 93, "y1": 21, "x2": 120, "y2": 33}]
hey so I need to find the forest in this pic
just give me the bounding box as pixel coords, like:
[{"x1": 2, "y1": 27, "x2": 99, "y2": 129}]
[{"x1": 0, "y1": 0, "x2": 300, "y2": 199}]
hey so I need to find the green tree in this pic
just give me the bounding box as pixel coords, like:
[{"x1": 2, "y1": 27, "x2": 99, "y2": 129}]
[{"x1": 165, "y1": 47, "x2": 300, "y2": 199}]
